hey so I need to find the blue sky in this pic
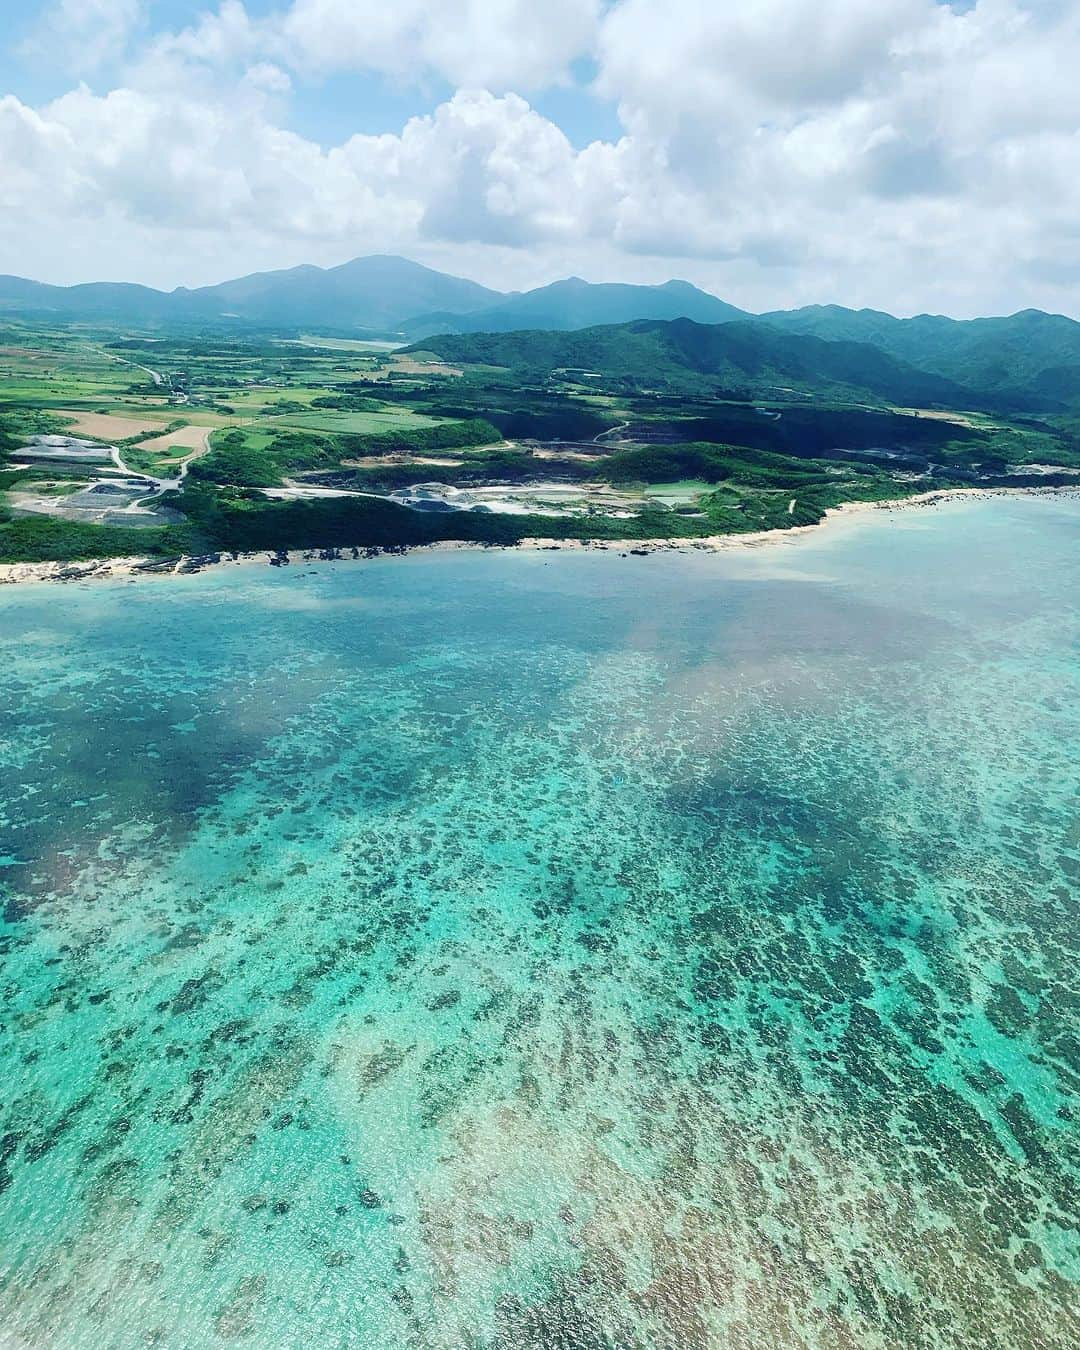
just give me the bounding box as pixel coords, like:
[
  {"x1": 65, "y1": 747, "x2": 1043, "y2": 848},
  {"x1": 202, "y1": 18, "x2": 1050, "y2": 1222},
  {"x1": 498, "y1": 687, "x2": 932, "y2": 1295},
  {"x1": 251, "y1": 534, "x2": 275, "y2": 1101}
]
[
  {"x1": 0, "y1": 1, "x2": 1076, "y2": 318},
  {"x1": 280, "y1": 62, "x2": 622, "y2": 151},
  {"x1": 0, "y1": 2, "x2": 621, "y2": 146}
]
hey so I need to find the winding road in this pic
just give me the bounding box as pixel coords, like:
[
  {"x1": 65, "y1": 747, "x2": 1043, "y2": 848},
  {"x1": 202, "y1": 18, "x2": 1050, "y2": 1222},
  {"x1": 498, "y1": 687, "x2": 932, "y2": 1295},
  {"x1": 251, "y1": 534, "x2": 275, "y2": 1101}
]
[
  {"x1": 595, "y1": 420, "x2": 631, "y2": 444},
  {"x1": 109, "y1": 427, "x2": 214, "y2": 514}
]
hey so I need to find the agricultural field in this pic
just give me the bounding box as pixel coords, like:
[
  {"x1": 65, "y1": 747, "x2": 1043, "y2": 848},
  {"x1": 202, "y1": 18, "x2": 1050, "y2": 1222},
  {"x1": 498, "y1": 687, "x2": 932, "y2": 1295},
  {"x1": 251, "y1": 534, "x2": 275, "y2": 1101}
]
[
  {"x1": 137, "y1": 424, "x2": 212, "y2": 454},
  {"x1": 273, "y1": 407, "x2": 447, "y2": 435},
  {"x1": 54, "y1": 411, "x2": 168, "y2": 440}
]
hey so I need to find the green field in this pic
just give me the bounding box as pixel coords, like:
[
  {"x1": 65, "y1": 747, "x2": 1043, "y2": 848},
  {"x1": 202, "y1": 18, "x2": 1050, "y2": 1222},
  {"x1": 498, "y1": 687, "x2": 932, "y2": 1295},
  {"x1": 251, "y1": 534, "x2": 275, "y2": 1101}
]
[
  {"x1": 275, "y1": 408, "x2": 446, "y2": 434},
  {"x1": 641, "y1": 479, "x2": 714, "y2": 504}
]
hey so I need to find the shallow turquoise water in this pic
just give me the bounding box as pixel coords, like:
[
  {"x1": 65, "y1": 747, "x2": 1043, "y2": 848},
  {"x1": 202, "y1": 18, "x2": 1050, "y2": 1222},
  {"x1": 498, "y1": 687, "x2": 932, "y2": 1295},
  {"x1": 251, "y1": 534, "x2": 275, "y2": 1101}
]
[{"x1": 0, "y1": 496, "x2": 1077, "y2": 1348}]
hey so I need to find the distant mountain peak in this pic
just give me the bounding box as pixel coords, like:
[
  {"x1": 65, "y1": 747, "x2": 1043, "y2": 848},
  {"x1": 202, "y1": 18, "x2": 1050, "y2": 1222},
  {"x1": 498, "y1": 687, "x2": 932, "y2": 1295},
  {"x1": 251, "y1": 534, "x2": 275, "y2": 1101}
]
[
  {"x1": 331, "y1": 254, "x2": 443, "y2": 274},
  {"x1": 401, "y1": 274, "x2": 751, "y2": 339}
]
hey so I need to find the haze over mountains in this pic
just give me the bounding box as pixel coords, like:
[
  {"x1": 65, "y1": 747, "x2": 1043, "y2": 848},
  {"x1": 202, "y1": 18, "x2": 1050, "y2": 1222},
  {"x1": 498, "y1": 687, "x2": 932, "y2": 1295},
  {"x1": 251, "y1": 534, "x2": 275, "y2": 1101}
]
[
  {"x1": 402, "y1": 277, "x2": 750, "y2": 338},
  {"x1": 1, "y1": 253, "x2": 1077, "y2": 411},
  {"x1": 0, "y1": 255, "x2": 748, "y2": 335},
  {"x1": 0, "y1": 256, "x2": 502, "y2": 331}
]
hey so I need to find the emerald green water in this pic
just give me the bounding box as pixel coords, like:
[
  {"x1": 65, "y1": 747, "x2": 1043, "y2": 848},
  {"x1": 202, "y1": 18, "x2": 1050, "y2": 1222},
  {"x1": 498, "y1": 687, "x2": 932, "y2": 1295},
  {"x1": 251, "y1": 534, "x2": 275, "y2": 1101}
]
[{"x1": 0, "y1": 496, "x2": 1077, "y2": 1347}]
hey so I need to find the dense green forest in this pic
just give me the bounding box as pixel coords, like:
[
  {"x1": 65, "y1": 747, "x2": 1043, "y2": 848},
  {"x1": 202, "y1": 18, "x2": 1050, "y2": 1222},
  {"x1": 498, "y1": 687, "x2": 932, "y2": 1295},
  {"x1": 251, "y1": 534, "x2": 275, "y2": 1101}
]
[
  {"x1": 760, "y1": 306, "x2": 1080, "y2": 408},
  {"x1": 407, "y1": 319, "x2": 985, "y2": 407}
]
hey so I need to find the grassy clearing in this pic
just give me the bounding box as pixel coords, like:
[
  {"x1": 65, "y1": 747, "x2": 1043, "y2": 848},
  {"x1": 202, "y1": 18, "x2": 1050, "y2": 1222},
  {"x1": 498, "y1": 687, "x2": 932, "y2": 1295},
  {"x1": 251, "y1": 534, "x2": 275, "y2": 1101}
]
[
  {"x1": 642, "y1": 479, "x2": 714, "y2": 503},
  {"x1": 123, "y1": 451, "x2": 183, "y2": 474},
  {"x1": 274, "y1": 408, "x2": 447, "y2": 434},
  {"x1": 224, "y1": 429, "x2": 275, "y2": 451}
]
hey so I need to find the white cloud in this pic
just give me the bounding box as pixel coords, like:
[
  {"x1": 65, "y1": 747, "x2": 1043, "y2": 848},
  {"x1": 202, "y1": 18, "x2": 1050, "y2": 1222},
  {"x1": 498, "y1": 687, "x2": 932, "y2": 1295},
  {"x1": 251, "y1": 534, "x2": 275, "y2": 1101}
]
[
  {"x1": 598, "y1": 0, "x2": 933, "y2": 122},
  {"x1": 145, "y1": 0, "x2": 603, "y2": 91},
  {"x1": 588, "y1": 0, "x2": 1080, "y2": 311},
  {"x1": 244, "y1": 63, "x2": 293, "y2": 96},
  {"x1": 277, "y1": 0, "x2": 603, "y2": 88},
  {"x1": 0, "y1": 0, "x2": 1078, "y2": 318},
  {"x1": 0, "y1": 84, "x2": 598, "y2": 254},
  {"x1": 0, "y1": 95, "x2": 80, "y2": 210},
  {"x1": 21, "y1": 0, "x2": 145, "y2": 74},
  {"x1": 146, "y1": 0, "x2": 259, "y2": 71}
]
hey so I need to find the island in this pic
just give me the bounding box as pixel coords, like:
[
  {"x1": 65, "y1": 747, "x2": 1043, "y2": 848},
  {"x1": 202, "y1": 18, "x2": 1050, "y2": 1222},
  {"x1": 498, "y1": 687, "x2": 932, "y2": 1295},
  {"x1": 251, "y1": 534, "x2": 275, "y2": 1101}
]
[{"x1": 2, "y1": 292, "x2": 1079, "y2": 578}]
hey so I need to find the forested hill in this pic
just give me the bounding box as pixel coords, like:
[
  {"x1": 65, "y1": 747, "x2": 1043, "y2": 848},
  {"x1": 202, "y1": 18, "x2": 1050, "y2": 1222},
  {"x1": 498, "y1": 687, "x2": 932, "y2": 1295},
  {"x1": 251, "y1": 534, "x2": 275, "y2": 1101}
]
[
  {"x1": 760, "y1": 306, "x2": 1080, "y2": 409},
  {"x1": 407, "y1": 318, "x2": 986, "y2": 409}
]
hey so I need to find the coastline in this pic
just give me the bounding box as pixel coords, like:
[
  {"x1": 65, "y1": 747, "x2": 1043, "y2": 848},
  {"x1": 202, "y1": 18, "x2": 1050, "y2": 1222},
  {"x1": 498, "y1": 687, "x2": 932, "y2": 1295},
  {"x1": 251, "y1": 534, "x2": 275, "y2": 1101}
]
[{"x1": 1, "y1": 485, "x2": 1075, "y2": 586}]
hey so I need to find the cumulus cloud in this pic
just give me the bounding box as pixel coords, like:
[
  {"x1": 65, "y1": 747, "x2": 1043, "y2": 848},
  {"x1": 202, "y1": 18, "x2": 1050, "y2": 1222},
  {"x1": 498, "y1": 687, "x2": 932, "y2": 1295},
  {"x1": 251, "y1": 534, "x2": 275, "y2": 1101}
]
[
  {"x1": 0, "y1": 85, "x2": 582, "y2": 244},
  {"x1": 278, "y1": 0, "x2": 604, "y2": 88},
  {"x1": 144, "y1": 0, "x2": 603, "y2": 91},
  {"x1": 149, "y1": 0, "x2": 259, "y2": 70},
  {"x1": 598, "y1": 0, "x2": 933, "y2": 120},
  {"x1": 0, "y1": 0, "x2": 1078, "y2": 317},
  {"x1": 20, "y1": 0, "x2": 145, "y2": 74},
  {"x1": 591, "y1": 0, "x2": 1080, "y2": 310}
]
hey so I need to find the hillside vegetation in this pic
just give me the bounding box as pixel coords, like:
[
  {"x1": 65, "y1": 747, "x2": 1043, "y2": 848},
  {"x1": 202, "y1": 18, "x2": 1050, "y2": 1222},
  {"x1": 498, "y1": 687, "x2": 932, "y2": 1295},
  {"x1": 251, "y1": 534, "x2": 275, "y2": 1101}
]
[
  {"x1": 189, "y1": 419, "x2": 501, "y2": 488},
  {"x1": 761, "y1": 306, "x2": 1080, "y2": 410},
  {"x1": 407, "y1": 319, "x2": 982, "y2": 408}
]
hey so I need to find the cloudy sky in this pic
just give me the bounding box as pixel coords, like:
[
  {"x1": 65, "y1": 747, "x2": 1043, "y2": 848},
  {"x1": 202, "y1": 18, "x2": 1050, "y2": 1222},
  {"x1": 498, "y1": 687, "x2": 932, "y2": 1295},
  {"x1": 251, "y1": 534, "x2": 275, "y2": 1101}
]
[{"x1": 0, "y1": 0, "x2": 1076, "y2": 317}]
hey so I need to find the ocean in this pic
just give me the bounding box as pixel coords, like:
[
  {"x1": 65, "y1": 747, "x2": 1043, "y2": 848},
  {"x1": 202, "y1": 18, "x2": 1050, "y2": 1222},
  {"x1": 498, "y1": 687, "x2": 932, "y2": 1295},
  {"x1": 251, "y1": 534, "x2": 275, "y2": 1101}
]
[{"x1": 0, "y1": 494, "x2": 1076, "y2": 1347}]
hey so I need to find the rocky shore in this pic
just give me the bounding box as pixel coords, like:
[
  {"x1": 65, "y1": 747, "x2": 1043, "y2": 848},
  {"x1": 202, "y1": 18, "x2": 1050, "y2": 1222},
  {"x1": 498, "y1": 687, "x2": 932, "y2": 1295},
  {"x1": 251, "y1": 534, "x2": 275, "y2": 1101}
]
[{"x1": 1, "y1": 486, "x2": 1075, "y2": 586}]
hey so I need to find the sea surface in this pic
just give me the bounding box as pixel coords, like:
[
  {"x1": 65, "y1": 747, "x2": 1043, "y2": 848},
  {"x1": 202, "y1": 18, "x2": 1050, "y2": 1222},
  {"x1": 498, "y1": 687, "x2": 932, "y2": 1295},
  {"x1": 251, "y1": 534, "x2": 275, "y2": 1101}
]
[{"x1": 0, "y1": 496, "x2": 1077, "y2": 1348}]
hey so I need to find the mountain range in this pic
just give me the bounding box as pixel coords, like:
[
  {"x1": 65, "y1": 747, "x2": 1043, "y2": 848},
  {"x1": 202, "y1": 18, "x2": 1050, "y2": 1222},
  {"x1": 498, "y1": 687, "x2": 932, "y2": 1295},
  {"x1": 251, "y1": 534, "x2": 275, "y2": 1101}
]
[
  {"x1": 0, "y1": 256, "x2": 747, "y2": 335},
  {"x1": 1, "y1": 253, "x2": 1077, "y2": 409},
  {"x1": 400, "y1": 277, "x2": 750, "y2": 339},
  {"x1": 0, "y1": 256, "x2": 501, "y2": 331}
]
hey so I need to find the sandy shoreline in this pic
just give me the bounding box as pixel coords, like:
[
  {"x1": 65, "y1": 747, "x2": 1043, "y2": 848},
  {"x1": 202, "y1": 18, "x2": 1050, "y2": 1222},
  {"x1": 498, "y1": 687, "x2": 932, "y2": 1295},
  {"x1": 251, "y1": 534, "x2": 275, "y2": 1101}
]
[{"x1": 1, "y1": 486, "x2": 1075, "y2": 586}]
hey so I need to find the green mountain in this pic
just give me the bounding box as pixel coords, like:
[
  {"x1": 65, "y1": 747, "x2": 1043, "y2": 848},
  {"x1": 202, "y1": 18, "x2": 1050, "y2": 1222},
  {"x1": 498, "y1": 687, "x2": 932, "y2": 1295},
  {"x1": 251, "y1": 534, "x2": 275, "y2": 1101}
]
[
  {"x1": 0, "y1": 276, "x2": 175, "y2": 321},
  {"x1": 0, "y1": 256, "x2": 503, "y2": 331},
  {"x1": 403, "y1": 277, "x2": 749, "y2": 338},
  {"x1": 180, "y1": 255, "x2": 502, "y2": 329},
  {"x1": 761, "y1": 305, "x2": 1080, "y2": 409},
  {"x1": 0, "y1": 260, "x2": 743, "y2": 335},
  {"x1": 408, "y1": 317, "x2": 981, "y2": 408}
]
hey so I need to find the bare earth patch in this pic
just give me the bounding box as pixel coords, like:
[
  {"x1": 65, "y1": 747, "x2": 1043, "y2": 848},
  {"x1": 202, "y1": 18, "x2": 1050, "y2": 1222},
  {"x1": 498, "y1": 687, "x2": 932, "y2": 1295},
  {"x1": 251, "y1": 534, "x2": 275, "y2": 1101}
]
[
  {"x1": 388, "y1": 355, "x2": 463, "y2": 377},
  {"x1": 531, "y1": 448, "x2": 603, "y2": 461},
  {"x1": 137, "y1": 425, "x2": 212, "y2": 454},
  {"x1": 891, "y1": 408, "x2": 995, "y2": 429},
  {"x1": 57, "y1": 410, "x2": 166, "y2": 440},
  {"x1": 347, "y1": 355, "x2": 463, "y2": 381},
  {"x1": 340, "y1": 455, "x2": 464, "y2": 468}
]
